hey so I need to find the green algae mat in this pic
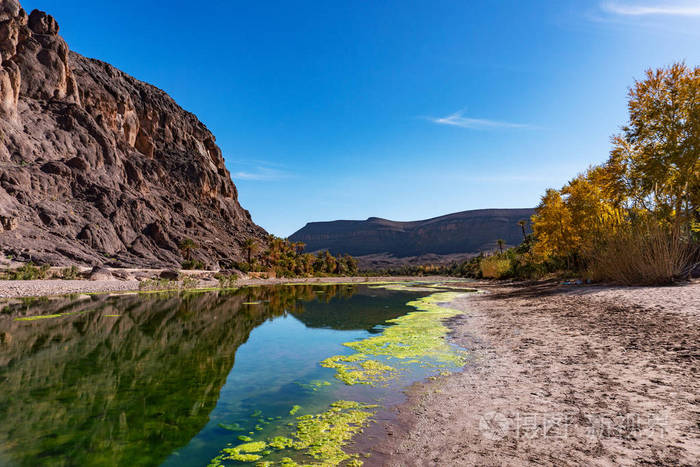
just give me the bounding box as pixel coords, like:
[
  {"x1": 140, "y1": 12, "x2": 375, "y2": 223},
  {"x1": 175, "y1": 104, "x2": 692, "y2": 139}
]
[{"x1": 0, "y1": 282, "x2": 472, "y2": 466}]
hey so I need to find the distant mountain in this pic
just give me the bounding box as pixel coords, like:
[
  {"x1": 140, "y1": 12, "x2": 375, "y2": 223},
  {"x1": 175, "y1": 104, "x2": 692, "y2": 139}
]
[{"x1": 289, "y1": 208, "x2": 535, "y2": 257}]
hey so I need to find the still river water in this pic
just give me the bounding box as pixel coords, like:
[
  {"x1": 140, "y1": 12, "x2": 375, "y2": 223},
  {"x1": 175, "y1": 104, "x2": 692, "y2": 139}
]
[{"x1": 0, "y1": 283, "x2": 471, "y2": 466}]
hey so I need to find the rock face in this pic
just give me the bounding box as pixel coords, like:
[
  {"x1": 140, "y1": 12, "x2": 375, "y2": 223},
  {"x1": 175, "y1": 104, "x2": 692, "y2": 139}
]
[
  {"x1": 289, "y1": 208, "x2": 535, "y2": 257},
  {"x1": 0, "y1": 0, "x2": 267, "y2": 267}
]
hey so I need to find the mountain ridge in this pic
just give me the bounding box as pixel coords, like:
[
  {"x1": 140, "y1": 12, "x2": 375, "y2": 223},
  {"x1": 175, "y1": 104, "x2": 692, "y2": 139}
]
[{"x1": 290, "y1": 208, "x2": 535, "y2": 258}]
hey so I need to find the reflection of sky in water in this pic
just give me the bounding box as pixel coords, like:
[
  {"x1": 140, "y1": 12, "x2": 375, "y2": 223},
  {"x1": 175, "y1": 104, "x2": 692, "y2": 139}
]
[
  {"x1": 167, "y1": 289, "x2": 463, "y2": 466},
  {"x1": 165, "y1": 316, "x2": 367, "y2": 465}
]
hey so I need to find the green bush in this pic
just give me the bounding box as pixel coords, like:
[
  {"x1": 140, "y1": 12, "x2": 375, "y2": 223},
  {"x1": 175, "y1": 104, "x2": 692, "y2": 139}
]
[
  {"x1": 480, "y1": 256, "x2": 512, "y2": 279},
  {"x1": 215, "y1": 273, "x2": 238, "y2": 289},
  {"x1": 138, "y1": 279, "x2": 177, "y2": 291},
  {"x1": 234, "y1": 262, "x2": 251, "y2": 273},
  {"x1": 1, "y1": 262, "x2": 51, "y2": 280},
  {"x1": 181, "y1": 259, "x2": 205, "y2": 270},
  {"x1": 61, "y1": 265, "x2": 80, "y2": 280},
  {"x1": 181, "y1": 276, "x2": 200, "y2": 290}
]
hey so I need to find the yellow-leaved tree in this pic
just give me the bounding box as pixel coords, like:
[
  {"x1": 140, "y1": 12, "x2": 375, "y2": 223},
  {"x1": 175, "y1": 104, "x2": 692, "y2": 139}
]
[
  {"x1": 611, "y1": 62, "x2": 699, "y2": 225},
  {"x1": 532, "y1": 188, "x2": 576, "y2": 261},
  {"x1": 532, "y1": 166, "x2": 625, "y2": 265},
  {"x1": 530, "y1": 63, "x2": 698, "y2": 283}
]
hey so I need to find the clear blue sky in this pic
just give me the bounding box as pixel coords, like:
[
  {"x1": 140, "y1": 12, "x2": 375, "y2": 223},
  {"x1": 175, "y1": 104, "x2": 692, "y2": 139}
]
[{"x1": 23, "y1": 1, "x2": 700, "y2": 236}]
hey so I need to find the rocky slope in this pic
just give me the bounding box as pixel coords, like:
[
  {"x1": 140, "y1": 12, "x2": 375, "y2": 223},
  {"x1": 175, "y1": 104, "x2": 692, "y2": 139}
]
[
  {"x1": 0, "y1": 0, "x2": 266, "y2": 268},
  {"x1": 289, "y1": 208, "x2": 535, "y2": 257}
]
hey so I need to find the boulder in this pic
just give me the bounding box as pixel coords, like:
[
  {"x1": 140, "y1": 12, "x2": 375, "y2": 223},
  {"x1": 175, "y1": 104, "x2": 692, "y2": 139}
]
[
  {"x1": 88, "y1": 266, "x2": 113, "y2": 281},
  {"x1": 159, "y1": 269, "x2": 180, "y2": 280},
  {"x1": 0, "y1": 215, "x2": 17, "y2": 231}
]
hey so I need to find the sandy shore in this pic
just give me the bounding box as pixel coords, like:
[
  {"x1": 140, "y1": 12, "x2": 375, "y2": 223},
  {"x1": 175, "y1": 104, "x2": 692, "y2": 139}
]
[
  {"x1": 363, "y1": 280, "x2": 699, "y2": 466},
  {"x1": 0, "y1": 275, "x2": 447, "y2": 299}
]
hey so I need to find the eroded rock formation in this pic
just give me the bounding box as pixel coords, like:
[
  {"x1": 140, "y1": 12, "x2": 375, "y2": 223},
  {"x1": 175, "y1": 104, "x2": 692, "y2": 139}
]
[{"x1": 0, "y1": 0, "x2": 266, "y2": 267}]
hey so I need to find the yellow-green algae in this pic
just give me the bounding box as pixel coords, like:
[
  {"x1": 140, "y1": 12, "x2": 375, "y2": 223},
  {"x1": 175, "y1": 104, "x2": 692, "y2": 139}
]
[
  {"x1": 209, "y1": 441, "x2": 269, "y2": 464},
  {"x1": 13, "y1": 307, "x2": 101, "y2": 321},
  {"x1": 320, "y1": 290, "x2": 467, "y2": 385},
  {"x1": 14, "y1": 313, "x2": 65, "y2": 321},
  {"x1": 290, "y1": 400, "x2": 376, "y2": 465},
  {"x1": 320, "y1": 355, "x2": 396, "y2": 385},
  {"x1": 207, "y1": 287, "x2": 468, "y2": 466},
  {"x1": 218, "y1": 422, "x2": 244, "y2": 431},
  {"x1": 297, "y1": 380, "x2": 332, "y2": 391},
  {"x1": 209, "y1": 401, "x2": 375, "y2": 466},
  {"x1": 268, "y1": 436, "x2": 294, "y2": 450}
]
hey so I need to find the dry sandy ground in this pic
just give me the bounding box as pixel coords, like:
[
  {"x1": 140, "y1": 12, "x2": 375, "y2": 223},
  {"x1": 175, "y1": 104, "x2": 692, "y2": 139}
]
[
  {"x1": 0, "y1": 275, "x2": 443, "y2": 298},
  {"x1": 363, "y1": 281, "x2": 699, "y2": 466}
]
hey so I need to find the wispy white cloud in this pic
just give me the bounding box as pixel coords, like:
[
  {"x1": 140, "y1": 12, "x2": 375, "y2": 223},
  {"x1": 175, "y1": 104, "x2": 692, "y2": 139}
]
[
  {"x1": 427, "y1": 111, "x2": 532, "y2": 130},
  {"x1": 601, "y1": 1, "x2": 700, "y2": 16},
  {"x1": 232, "y1": 166, "x2": 291, "y2": 181},
  {"x1": 229, "y1": 160, "x2": 293, "y2": 181},
  {"x1": 227, "y1": 158, "x2": 288, "y2": 169}
]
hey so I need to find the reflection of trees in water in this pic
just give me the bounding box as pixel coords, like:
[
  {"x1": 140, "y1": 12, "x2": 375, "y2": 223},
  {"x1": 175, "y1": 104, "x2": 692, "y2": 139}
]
[
  {"x1": 0, "y1": 285, "x2": 371, "y2": 466},
  {"x1": 235, "y1": 284, "x2": 409, "y2": 332},
  {"x1": 236, "y1": 283, "x2": 358, "y2": 308},
  {"x1": 0, "y1": 292, "x2": 274, "y2": 466},
  {"x1": 291, "y1": 288, "x2": 409, "y2": 332}
]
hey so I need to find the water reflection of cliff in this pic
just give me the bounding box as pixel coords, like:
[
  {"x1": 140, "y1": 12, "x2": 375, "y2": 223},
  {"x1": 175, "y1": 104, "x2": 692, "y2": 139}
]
[{"x1": 0, "y1": 285, "x2": 409, "y2": 466}]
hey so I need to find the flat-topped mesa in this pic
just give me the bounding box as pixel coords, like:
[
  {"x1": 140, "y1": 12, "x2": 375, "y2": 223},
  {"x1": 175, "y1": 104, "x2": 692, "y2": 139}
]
[
  {"x1": 0, "y1": 0, "x2": 267, "y2": 268},
  {"x1": 290, "y1": 208, "x2": 536, "y2": 257}
]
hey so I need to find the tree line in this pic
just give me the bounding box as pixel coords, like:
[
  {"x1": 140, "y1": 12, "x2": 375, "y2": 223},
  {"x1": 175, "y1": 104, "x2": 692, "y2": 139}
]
[
  {"x1": 239, "y1": 236, "x2": 359, "y2": 278},
  {"x1": 180, "y1": 235, "x2": 358, "y2": 278}
]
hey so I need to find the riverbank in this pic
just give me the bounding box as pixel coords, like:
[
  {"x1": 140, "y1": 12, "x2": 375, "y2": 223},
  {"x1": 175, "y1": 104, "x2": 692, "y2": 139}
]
[
  {"x1": 364, "y1": 280, "x2": 699, "y2": 466},
  {"x1": 0, "y1": 274, "x2": 451, "y2": 299}
]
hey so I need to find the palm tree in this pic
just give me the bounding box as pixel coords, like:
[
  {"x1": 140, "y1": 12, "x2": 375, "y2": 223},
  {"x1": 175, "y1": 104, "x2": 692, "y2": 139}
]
[
  {"x1": 244, "y1": 238, "x2": 258, "y2": 264},
  {"x1": 179, "y1": 238, "x2": 198, "y2": 261},
  {"x1": 518, "y1": 220, "x2": 528, "y2": 241},
  {"x1": 497, "y1": 239, "x2": 505, "y2": 254}
]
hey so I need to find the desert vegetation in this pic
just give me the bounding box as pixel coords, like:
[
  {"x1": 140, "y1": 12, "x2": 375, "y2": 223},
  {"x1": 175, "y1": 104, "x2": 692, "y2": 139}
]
[
  {"x1": 0, "y1": 262, "x2": 51, "y2": 280},
  {"x1": 526, "y1": 62, "x2": 699, "y2": 284},
  {"x1": 238, "y1": 235, "x2": 358, "y2": 278},
  {"x1": 0, "y1": 263, "x2": 80, "y2": 281}
]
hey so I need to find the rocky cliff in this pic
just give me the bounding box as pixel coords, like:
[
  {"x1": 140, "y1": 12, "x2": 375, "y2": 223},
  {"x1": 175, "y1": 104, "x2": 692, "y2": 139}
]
[
  {"x1": 290, "y1": 208, "x2": 535, "y2": 257},
  {"x1": 0, "y1": 0, "x2": 266, "y2": 268}
]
